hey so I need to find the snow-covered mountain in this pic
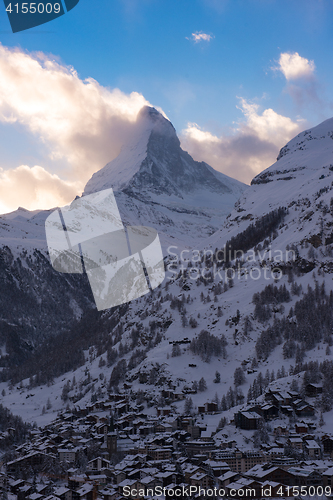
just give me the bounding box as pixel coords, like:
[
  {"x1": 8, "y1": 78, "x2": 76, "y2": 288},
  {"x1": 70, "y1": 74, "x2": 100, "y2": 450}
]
[
  {"x1": 1, "y1": 115, "x2": 333, "y2": 433},
  {"x1": 0, "y1": 106, "x2": 245, "y2": 370},
  {"x1": 84, "y1": 106, "x2": 245, "y2": 247},
  {"x1": 208, "y1": 116, "x2": 333, "y2": 252}
]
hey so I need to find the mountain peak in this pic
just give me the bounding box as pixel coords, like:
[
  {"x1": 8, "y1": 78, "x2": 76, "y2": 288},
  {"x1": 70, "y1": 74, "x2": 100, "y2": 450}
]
[
  {"x1": 83, "y1": 106, "x2": 245, "y2": 245},
  {"x1": 83, "y1": 106, "x2": 178, "y2": 195},
  {"x1": 83, "y1": 106, "x2": 243, "y2": 200},
  {"x1": 251, "y1": 116, "x2": 333, "y2": 187}
]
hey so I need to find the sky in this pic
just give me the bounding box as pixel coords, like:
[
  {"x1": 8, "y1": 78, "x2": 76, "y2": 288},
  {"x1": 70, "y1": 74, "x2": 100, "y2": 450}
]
[{"x1": 0, "y1": 0, "x2": 332, "y2": 214}]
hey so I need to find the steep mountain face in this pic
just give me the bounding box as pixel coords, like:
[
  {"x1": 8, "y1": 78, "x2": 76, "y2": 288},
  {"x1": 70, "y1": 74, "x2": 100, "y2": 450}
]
[
  {"x1": 208, "y1": 117, "x2": 333, "y2": 253},
  {"x1": 85, "y1": 106, "x2": 245, "y2": 247},
  {"x1": 0, "y1": 107, "x2": 244, "y2": 370}
]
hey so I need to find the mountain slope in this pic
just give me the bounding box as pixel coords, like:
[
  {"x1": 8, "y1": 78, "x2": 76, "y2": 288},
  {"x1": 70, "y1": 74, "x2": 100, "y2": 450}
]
[
  {"x1": 3, "y1": 117, "x2": 333, "y2": 437},
  {"x1": 205, "y1": 117, "x2": 333, "y2": 252},
  {"x1": 0, "y1": 106, "x2": 245, "y2": 370}
]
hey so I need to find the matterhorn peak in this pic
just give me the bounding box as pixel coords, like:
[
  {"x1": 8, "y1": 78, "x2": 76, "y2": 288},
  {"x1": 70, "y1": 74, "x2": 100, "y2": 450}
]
[
  {"x1": 83, "y1": 106, "x2": 178, "y2": 195},
  {"x1": 83, "y1": 105, "x2": 245, "y2": 245},
  {"x1": 84, "y1": 106, "x2": 243, "y2": 199}
]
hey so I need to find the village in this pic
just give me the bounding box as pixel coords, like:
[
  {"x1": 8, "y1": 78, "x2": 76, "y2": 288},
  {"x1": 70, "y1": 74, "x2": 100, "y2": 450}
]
[{"x1": 1, "y1": 381, "x2": 333, "y2": 500}]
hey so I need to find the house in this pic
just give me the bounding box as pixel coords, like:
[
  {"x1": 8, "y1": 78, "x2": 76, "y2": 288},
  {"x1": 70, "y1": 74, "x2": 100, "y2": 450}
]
[
  {"x1": 217, "y1": 471, "x2": 241, "y2": 487},
  {"x1": 234, "y1": 411, "x2": 261, "y2": 430},
  {"x1": 295, "y1": 424, "x2": 308, "y2": 434},
  {"x1": 306, "y1": 383, "x2": 323, "y2": 397},
  {"x1": 260, "y1": 404, "x2": 279, "y2": 421},
  {"x1": 274, "y1": 426, "x2": 289, "y2": 437},
  {"x1": 190, "y1": 472, "x2": 214, "y2": 489},
  {"x1": 288, "y1": 467, "x2": 322, "y2": 486},
  {"x1": 54, "y1": 487, "x2": 72, "y2": 500},
  {"x1": 156, "y1": 407, "x2": 172, "y2": 417},
  {"x1": 303, "y1": 440, "x2": 321, "y2": 458},
  {"x1": 322, "y1": 436, "x2": 333, "y2": 455},
  {"x1": 183, "y1": 465, "x2": 205, "y2": 483},
  {"x1": 323, "y1": 467, "x2": 333, "y2": 487},
  {"x1": 295, "y1": 404, "x2": 315, "y2": 418},
  {"x1": 246, "y1": 464, "x2": 296, "y2": 486},
  {"x1": 205, "y1": 402, "x2": 218, "y2": 413},
  {"x1": 87, "y1": 457, "x2": 110, "y2": 471},
  {"x1": 59, "y1": 448, "x2": 78, "y2": 463},
  {"x1": 99, "y1": 487, "x2": 118, "y2": 500},
  {"x1": 203, "y1": 459, "x2": 230, "y2": 477},
  {"x1": 287, "y1": 437, "x2": 303, "y2": 450}
]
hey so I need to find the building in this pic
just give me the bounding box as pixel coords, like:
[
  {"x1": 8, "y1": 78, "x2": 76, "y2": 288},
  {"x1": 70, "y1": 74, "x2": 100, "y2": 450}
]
[{"x1": 234, "y1": 411, "x2": 261, "y2": 430}]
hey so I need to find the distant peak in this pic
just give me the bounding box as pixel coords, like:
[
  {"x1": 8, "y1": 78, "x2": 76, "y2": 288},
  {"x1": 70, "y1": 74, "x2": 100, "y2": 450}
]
[
  {"x1": 138, "y1": 105, "x2": 161, "y2": 121},
  {"x1": 137, "y1": 105, "x2": 176, "y2": 137}
]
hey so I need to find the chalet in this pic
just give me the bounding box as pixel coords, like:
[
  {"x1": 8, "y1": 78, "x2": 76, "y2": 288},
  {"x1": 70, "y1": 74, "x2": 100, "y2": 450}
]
[
  {"x1": 87, "y1": 457, "x2": 110, "y2": 471},
  {"x1": 53, "y1": 487, "x2": 71, "y2": 500},
  {"x1": 136, "y1": 475, "x2": 163, "y2": 491},
  {"x1": 156, "y1": 407, "x2": 172, "y2": 417},
  {"x1": 234, "y1": 411, "x2": 261, "y2": 430},
  {"x1": 261, "y1": 480, "x2": 285, "y2": 498},
  {"x1": 217, "y1": 471, "x2": 241, "y2": 487},
  {"x1": 154, "y1": 422, "x2": 173, "y2": 433},
  {"x1": 99, "y1": 487, "x2": 118, "y2": 500},
  {"x1": 306, "y1": 383, "x2": 323, "y2": 397},
  {"x1": 183, "y1": 465, "x2": 205, "y2": 483},
  {"x1": 6, "y1": 452, "x2": 48, "y2": 475},
  {"x1": 295, "y1": 403, "x2": 315, "y2": 418},
  {"x1": 322, "y1": 436, "x2": 333, "y2": 455},
  {"x1": 246, "y1": 464, "x2": 296, "y2": 486},
  {"x1": 190, "y1": 472, "x2": 214, "y2": 489},
  {"x1": 303, "y1": 440, "x2": 321, "y2": 458},
  {"x1": 280, "y1": 406, "x2": 294, "y2": 417},
  {"x1": 323, "y1": 467, "x2": 333, "y2": 487},
  {"x1": 274, "y1": 425, "x2": 289, "y2": 437},
  {"x1": 59, "y1": 448, "x2": 78, "y2": 463},
  {"x1": 260, "y1": 404, "x2": 279, "y2": 420},
  {"x1": 146, "y1": 447, "x2": 172, "y2": 461},
  {"x1": 205, "y1": 402, "x2": 218, "y2": 413},
  {"x1": 265, "y1": 390, "x2": 284, "y2": 407},
  {"x1": 154, "y1": 471, "x2": 175, "y2": 487},
  {"x1": 117, "y1": 479, "x2": 136, "y2": 498},
  {"x1": 287, "y1": 437, "x2": 303, "y2": 450},
  {"x1": 288, "y1": 467, "x2": 322, "y2": 486},
  {"x1": 203, "y1": 459, "x2": 230, "y2": 477},
  {"x1": 295, "y1": 424, "x2": 308, "y2": 434}
]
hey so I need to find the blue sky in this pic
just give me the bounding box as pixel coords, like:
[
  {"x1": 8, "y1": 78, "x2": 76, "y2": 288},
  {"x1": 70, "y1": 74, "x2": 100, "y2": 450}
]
[{"x1": 0, "y1": 0, "x2": 332, "y2": 213}]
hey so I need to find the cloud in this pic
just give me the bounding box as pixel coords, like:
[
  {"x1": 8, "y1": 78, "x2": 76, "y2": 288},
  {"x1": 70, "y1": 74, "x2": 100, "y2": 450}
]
[
  {"x1": 0, "y1": 44, "x2": 150, "y2": 187},
  {"x1": 272, "y1": 52, "x2": 322, "y2": 111},
  {"x1": 180, "y1": 98, "x2": 304, "y2": 184},
  {"x1": 0, "y1": 165, "x2": 80, "y2": 214},
  {"x1": 273, "y1": 52, "x2": 315, "y2": 81},
  {"x1": 187, "y1": 31, "x2": 214, "y2": 43}
]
